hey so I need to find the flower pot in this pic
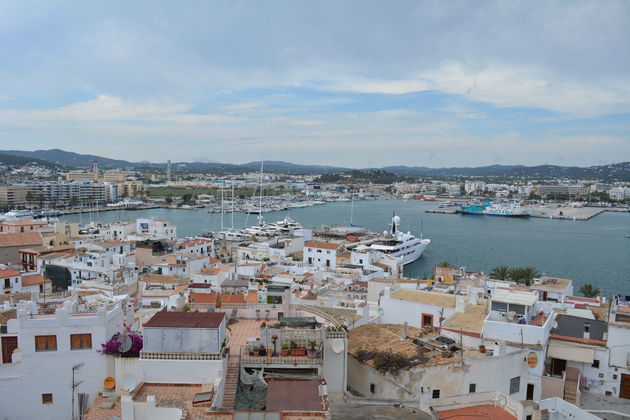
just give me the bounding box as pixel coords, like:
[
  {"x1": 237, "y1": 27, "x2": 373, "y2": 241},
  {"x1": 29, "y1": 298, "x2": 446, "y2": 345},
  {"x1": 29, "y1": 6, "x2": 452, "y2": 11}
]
[
  {"x1": 289, "y1": 347, "x2": 306, "y2": 356},
  {"x1": 281, "y1": 349, "x2": 289, "y2": 357},
  {"x1": 307, "y1": 349, "x2": 317, "y2": 359},
  {"x1": 479, "y1": 345, "x2": 486, "y2": 353}
]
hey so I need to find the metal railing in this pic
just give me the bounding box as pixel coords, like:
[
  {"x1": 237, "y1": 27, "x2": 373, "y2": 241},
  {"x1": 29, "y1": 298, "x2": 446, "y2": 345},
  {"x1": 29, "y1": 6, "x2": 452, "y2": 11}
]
[
  {"x1": 240, "y1": 347, "x2": 322, "y2": 365},
  {"x1": 140, "y1": 351, "x2": 223, "y2": 360}
]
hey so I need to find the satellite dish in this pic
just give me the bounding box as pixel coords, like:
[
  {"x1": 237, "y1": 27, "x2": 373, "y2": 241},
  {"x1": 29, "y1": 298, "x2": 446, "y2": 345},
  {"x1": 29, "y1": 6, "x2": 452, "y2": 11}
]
[
  {"x1": 119, "y1": 335, "x2": 133, "y2": 353},
  {"x1": 331, "y1": 339, "x2": 344, "y2": 354},
  {"x1": 123, "y1": 373, "x2": 138, "y2": 392}
]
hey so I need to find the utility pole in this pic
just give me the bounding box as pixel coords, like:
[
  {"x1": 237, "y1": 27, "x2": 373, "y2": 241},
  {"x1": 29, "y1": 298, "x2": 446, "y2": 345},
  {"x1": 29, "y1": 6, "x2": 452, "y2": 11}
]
[{"x1": 71, "y1": 362, "x2": 84, "y2": 420}]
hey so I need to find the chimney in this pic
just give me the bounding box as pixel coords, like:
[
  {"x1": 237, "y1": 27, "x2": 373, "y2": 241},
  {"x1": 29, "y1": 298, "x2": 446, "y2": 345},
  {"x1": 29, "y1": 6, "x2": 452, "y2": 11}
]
[{"x1": 584, "y1": 322, "x2": 590, "y2": 340}]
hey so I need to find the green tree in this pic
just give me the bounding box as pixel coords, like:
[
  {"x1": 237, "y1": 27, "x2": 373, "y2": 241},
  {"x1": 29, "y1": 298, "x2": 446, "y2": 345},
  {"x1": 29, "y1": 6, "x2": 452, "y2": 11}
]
[
  {"x1": 165, "y1": 194, "x2": 173, "y2": 205},
  {"x1": 579, "y1": 283, "x2": 601, "y2": 298},
  {"x1": 436, "y1": 261, "x2": 452, "y2": 268},
  {"x1": 489, "y1": 266, "x2": 510, "y2": 280},
  {"x1": 509, "y1": 266, "x2": 540, "y2": 286}
]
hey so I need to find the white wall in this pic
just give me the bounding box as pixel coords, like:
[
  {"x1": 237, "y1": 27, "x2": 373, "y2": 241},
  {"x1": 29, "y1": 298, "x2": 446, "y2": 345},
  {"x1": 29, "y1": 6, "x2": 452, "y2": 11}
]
[
  {"x1": 380, "y1": 295, "x2": 458, "y2": 329},
  {"x1": 0, "y1": 300, "x2": 132, "y2": 420},
  {"x1": 348, "y1": 347, "x2": 529, "y2": 412}
]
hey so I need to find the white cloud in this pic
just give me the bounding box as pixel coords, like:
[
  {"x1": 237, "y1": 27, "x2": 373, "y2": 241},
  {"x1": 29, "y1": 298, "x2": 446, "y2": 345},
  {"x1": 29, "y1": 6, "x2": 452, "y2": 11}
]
[{"x1": 0, "y1": 95, "x2": 243, "y2": 123}]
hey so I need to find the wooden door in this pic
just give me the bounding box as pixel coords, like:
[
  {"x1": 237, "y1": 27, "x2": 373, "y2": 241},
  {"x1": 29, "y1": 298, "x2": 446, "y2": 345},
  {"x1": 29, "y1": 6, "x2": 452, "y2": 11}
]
[
  {"x1": 620, "y1": 374, "x2": 630, "y2": 399},
  {"x1": 2, "y1": 336, "x2": 18, "y2": 364}
]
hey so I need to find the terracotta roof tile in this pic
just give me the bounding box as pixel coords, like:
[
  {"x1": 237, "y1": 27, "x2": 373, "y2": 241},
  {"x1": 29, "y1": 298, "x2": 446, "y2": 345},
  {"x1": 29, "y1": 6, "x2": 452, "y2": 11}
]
[
  {"x1": 0, "y1": 232, "x2": 42, "y2": 247},
  {"x1": 144, "y1": 311, "x2": 225, "y2": 328},
  {"x1": 305, "y1": 240, "x2": 341, "y2": 250},
  {"x1": 0, "y1": 268, "x2": 20, "y2": 279},
  {"x1": 21, "y1": 274, "x2": 50, "y2": 286},
  {"x1": 550, "y1": 333, "x2": 607, "y2": 347}
]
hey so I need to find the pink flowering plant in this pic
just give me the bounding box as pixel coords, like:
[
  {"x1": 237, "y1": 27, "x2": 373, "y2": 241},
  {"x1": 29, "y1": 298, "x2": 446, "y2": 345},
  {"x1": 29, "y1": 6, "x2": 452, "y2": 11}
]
[{"x1": 100, "y1": 326, "x2": 143, "y2": 358}]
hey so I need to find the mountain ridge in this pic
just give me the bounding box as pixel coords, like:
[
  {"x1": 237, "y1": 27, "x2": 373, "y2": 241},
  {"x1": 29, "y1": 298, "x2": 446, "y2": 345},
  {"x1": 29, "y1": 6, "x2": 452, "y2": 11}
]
[{"x1": 1, "y1": 149, "x2": 628, "y2": 180}]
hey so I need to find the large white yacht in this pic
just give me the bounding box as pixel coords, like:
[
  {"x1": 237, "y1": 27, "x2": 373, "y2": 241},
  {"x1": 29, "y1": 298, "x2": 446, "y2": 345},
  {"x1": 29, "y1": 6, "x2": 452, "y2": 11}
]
[{"x1": 369, "y1": 214, "x2": 430, "y2": 265}]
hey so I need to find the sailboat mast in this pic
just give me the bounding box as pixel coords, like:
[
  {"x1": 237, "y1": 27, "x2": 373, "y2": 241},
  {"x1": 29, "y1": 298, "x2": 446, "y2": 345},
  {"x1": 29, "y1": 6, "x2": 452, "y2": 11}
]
[
  {"x1": 350, "y1": 186, "x2": 354, "y2": 225},
  {"x1": 258, "y1": 162, "x2": 264, "y2": 226},
  {"x1": 231, "y1": 183, "x2": 234, "y2": 229},
  {"x1": 220, "y1": 185, "x2": 224, "y2": 231}
]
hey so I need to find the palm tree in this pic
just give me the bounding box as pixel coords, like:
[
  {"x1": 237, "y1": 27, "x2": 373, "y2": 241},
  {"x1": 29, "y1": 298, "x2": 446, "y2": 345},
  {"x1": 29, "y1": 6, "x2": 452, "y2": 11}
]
[
  {"x1": 507, "y1": 267, "x2": 524, "y2": 283},
  {"x1": 579, "y1": 283, "x2": 601, "y2": 298},
  {"x1": 519, "y1": 267, "x2": 541, "y2": 286},
  {"x1": 437, "y1": 261, "x2": 452, "y2": 268},
  {"x1": 489, "y1": 266, "x2": 510, "y2": 280},
  {"x1": 509, "y1": 266, "x2": 540, "y2": 286}
]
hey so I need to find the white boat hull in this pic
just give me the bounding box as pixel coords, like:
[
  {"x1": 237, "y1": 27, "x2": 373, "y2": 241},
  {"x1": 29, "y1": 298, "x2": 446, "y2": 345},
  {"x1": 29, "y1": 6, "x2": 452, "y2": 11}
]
[{"x1": 392, "y1": 239, "x2": 430, "y2": 265}]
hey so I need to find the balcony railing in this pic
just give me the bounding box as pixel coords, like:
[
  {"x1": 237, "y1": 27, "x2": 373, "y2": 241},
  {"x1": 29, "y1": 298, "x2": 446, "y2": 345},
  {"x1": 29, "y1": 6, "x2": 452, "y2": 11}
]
[
  {"x1": 240, "y1": 347, "x2": 322, "y2": 365},
  {"x1": 140, "y1": 351, "x2": 224, "y2": 360}
]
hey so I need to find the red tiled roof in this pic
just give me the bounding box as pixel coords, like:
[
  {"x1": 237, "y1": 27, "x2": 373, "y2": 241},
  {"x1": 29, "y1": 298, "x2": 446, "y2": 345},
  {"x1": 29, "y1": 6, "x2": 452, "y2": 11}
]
[
  {"x1": 437, "y1": 405, "x2": 516, "y2": 420},
  {"x1": 305, "y1": 240, "x2": 341, "y2": 250},
  {"x1": 144, "y1": 311, "x2": 225, "y2": 329},
  {"x1": 0, "y1": 268, "x2": 20, "y2": 279},
  {"x1": 550, "y1": 333, "x2": 607, "y2": 347},
  {"x1": 220, "y1": 293, "x2": 246, "y2": 304},
  {"x1": 21, "y1": 274, "x2": 50, "y2": 286},
  {"x1": 189, "y1": 292, "x2": 218, "y2": 304},
  {"x1": 0, "y1": 232, "x2": 42, "y2": 247},
  {"x1": 188, "y1": 283, "x2": 211, "y2": 289}
]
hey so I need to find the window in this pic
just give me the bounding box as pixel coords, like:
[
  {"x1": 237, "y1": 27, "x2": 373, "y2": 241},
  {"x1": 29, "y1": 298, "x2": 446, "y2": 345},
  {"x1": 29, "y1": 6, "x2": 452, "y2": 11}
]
[
  {"x1": 491, "y1": 301, "x2": 508, "y2": 312},
  {"x1": 70, "y1": 333, "x2": 92, "y2": 350},
  {"x1": 432, "y1": 389, "x2": 440, "y2": 399},
  {"x1": 370, "y1": 383, "x2": 375, "y2": 393},
  {"x1": 510, "y1": 376, "x2": 520, "y2": 395},
  {"x1": 592, "y1": 359, "x2": 600, "y2": 368},
  {"x1": 42, "y1": 393, "x2": 53, "y2": 404},
  {"x1": 469, "y1": 383, "x2": 476, "y2": 393},
  {"x1": 35, "y1": 335, "x2": 57, "y2": 352}
]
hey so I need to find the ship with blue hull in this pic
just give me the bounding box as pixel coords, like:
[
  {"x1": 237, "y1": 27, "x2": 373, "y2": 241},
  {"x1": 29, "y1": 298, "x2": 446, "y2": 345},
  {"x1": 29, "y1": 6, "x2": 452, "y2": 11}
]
[{"x1": 460, "y1": 201, "x2": 530, "y2": 217}]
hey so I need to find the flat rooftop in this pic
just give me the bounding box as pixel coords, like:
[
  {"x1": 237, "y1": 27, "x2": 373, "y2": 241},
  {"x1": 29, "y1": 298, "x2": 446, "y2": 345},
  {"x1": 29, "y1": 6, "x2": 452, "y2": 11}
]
[
  {"x1": 266, "y1": 380, "x2": 324, "y2": 412},
  {"x1": 443, "y1": 303, "x2": 487, "y2": 335},
  {"x1": 390, "y1": 289, "x2": 456, "y2": 308}
]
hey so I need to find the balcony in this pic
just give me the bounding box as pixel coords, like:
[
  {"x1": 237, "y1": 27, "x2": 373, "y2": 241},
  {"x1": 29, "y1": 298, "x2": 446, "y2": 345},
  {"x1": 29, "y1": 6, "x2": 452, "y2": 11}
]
[{"x1": 240, "y1": 347, "x2": 322, "y2": 367}]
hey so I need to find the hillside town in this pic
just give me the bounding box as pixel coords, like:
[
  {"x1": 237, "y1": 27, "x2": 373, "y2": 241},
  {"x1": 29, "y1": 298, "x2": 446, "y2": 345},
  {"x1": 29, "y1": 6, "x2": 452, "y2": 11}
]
[{"x1": 0, "y1": 210, "x2": 628, "y2": 419}]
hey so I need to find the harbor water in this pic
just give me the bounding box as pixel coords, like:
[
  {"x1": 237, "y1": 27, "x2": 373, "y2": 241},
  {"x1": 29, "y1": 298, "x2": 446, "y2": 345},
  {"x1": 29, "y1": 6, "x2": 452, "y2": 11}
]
[{"x1": 60, "y1": 200, "x2": 630, "y2": 295}]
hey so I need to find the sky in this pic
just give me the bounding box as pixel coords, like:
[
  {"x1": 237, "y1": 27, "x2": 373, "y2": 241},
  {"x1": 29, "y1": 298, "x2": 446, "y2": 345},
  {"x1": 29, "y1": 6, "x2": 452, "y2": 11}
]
[{"x1": 0, "y1": 1, "x2": 629, "y2": 168}]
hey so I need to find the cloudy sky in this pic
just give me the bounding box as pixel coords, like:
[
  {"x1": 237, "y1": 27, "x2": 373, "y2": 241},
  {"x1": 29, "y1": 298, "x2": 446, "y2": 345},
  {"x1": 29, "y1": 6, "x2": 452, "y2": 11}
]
[{"x1": 0, "y1": 1, "x2": 629, "y2": 167}]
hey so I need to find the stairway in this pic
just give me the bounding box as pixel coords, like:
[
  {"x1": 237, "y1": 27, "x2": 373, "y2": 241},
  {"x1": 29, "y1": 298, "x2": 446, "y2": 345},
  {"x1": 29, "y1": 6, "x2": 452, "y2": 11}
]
[
  {"x1": 222, "y1": 355, "x2": 240, "y2": 410},
  {"x1": 563, "y1": 367, "x2": 580, "y2": 404}
]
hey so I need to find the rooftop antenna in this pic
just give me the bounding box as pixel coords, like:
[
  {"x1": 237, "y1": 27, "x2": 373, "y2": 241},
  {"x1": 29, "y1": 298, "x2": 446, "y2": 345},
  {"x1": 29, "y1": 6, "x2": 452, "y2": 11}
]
[{"x1": 71, "y1": 362, "x2": 85, "y2": 420}]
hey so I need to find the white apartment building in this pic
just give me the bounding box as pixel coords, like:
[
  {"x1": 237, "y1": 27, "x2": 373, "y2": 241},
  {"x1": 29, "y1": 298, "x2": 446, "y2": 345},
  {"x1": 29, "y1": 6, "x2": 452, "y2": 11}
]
[
  {"x1": 303, "y1": 241, "x2": 340, "y2": 268},
  {"x1": 0, "y1": 296, "x2": 133, "y2": 420},
  {"x1": 136, "y1": 217, "x2": 177, "y2": 240}
]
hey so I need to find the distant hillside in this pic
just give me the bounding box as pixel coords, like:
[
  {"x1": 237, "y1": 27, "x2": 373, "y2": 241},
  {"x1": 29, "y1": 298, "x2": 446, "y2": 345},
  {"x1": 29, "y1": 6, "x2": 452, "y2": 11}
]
[
  {"x1": 314, "y1": 170, "x2": 413, "y2": 184},
  {"x1": 242, "y1": 160, "x2": 349, "y2": 175},
  {"x1": 380, "y1": 162, "x2": 630, "y2": 181},
  {"x1": 1, "y1": 149, "x2": 627, "y2": 180},
  {"x1": 1, "y1": 148, "x2": 132, "y2": 169},
  {"x1": 0, "y1": 152, "x2": 63, "y2": 169}
]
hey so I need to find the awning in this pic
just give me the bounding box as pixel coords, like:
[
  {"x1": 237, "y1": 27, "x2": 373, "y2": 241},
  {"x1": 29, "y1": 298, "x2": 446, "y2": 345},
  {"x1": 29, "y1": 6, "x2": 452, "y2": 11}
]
[{"x1": 548, "y1": 340, "x2": 595, "y2": 364}]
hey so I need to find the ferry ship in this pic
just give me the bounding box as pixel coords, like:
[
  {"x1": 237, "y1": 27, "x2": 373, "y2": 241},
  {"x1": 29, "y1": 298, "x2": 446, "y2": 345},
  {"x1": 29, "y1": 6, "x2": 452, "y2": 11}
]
[
  {"x1": 460, "y1": 201, "x2": 529, "y2": 217},
  {"x1": 369, "y1": 214, "x2": 430, "y2": 265}
]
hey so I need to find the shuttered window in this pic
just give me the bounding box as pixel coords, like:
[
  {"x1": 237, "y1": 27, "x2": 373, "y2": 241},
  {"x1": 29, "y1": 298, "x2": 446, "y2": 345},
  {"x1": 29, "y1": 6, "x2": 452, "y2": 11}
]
[
  {"x1": 42, "y1": 393, "x2": 53, "y2": 404},
  {"x1": 70, "y1": 333, "x2": 92, "y2": 350},
  {"x1": 35, "y1": 335, "x2": 57, "y2": 351}
]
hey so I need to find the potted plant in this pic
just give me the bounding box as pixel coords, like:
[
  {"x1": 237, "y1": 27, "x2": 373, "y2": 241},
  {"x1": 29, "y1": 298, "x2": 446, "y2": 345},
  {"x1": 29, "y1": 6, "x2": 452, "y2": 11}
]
[
  {"x1": 289, "y1": 341, "x2": 306, "y2": 356},
  {"x1": 258, "y1": 346, "x2": 267, "y2": 357},
  {"x1": 307, "y1": 340, "x2": 318, "y2": 359},
  {"x1": 281, "y1": 344, "x2": 289, "y2": 357}
]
